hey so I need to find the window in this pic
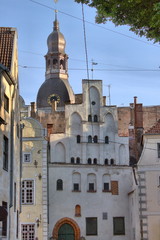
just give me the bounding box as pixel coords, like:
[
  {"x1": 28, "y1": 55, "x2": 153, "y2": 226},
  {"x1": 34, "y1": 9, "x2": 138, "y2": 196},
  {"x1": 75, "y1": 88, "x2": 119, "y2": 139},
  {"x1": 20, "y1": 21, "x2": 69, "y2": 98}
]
[
  {"x1": 23, "y1": 153, "x2": 31, "y2": 163},
  {"x1": 21, "y1": 180, "x2": 34, "y2": 204},
  {"x1": 89, "y1": 183, "x2": 94, "y2": 191},
  {"x1": 4, "y1": 94, "x2": 9, "y2": 112},
  {"x1": 88, "y1": 115, "x2": 92, "y2": 122},
  {"x1": 75, "y1": 205, "x2": 81, "y2": 217},
  {"x1": 88, "y1": 135, "x2": 92, "y2": 143},
  {"x1": 3, "y1": 135, "x2": 8, "y2": 171},
  {"x1": 72, "y1": 173, "x2": 81, "y2": 192},
  {"x1": 103, "y1": 174, "x2": 110, "y2": 192},
  {"x1": 94, "y1": 115, "x2": 98, "y2": 122},
  {"x1": 104, "y1": 158, "x2": 108, "y2": 165},
  {"x1": 103, "y1": 212, "x2": 108, "y2": 220},
  {"x1": 93, "y1": 135, "x2": 98, "y2": 143},
  {"x1": 14, "y1": 182, "x2": 16, "y2": 212},
  {"x1": 57, "y1": 179, "x2": 63, "y2": 190},
  {"x1": 77, "y1": 135, "x2": 81, "y2": 143},
  {"x1": 76, "y1": 157, "x2": 80, "y2": 164},
  {"x1": 86, "y1": 217, "x2": 97, "y2": 235},
  {"x1": 113, "y1": 217, "x2": 125, "y2": 235},
  {"x1": 73, "y1": 183, "x2": 79, "y2": 191},
  {"x1": 110, "y1": 159, "x2": 115, "y2": 165},
  {"x1": 71, "y1": 157, "x2": 75, "y2": 164},
  {"x1": 93, "y1": 158, "x2": 97, "y2": 164},
  {"x1": 105, "y1": 136, "x2": 109, "y2": 144},
  {"x1": 2, "y1": 201, "x2": 7, "y2": 236},
  {"x1": 17, "y1": 124, "x2": 19, "y2": 138},
  {"x1": 87, "y1": 174, "x2": 96, "y2": 192},
  {"x1": 88, "y1": 158, "x2": 92, "y2": 164},
  {"x1": 104, "y1": 183, "x2": 109, "y2": 191},
  {"x1": 21, "y1": 224, "x2": 35, "y2": 240},
  {"x1": 157, "y1": 143, "x2": 160, "y2": 158}
]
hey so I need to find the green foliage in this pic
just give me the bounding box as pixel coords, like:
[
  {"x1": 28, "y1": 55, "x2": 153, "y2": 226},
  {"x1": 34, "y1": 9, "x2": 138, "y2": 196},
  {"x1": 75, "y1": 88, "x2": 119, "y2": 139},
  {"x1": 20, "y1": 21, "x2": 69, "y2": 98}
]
[{"x1": 75, "y1": 0, "x2": 160, "y2": 43}]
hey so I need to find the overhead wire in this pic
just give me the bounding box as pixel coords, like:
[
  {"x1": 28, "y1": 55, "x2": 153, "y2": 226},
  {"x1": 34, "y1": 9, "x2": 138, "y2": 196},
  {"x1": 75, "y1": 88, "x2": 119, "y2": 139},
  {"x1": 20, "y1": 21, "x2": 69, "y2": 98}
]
[{"x1": 28, "y1": 0, "x2": 160, "y2": 48}]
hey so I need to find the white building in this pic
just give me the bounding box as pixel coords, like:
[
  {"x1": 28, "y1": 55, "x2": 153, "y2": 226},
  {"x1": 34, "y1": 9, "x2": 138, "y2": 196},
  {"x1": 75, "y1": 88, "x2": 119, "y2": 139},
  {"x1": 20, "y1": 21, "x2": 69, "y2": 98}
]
[
  {"x1": 49, "y1": 79, "x2": 134, "y2": 240},
  {"x1": 137, "y1": 120, "x2": 160, "y2": 240}
]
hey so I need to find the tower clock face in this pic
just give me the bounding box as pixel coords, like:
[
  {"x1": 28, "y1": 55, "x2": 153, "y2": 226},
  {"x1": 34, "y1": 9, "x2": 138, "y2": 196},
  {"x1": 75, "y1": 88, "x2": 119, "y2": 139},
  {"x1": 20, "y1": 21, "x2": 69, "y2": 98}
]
[{"x1": 47, "y1": 94, "x2": 60, "y2": 105}]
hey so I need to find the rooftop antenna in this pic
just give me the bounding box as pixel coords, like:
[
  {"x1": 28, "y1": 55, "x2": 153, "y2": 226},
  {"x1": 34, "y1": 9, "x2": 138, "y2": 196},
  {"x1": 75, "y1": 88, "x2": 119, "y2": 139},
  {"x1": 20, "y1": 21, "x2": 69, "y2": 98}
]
[{"x1": 91, "y1": 59, "x2": 98, "y2": 79}]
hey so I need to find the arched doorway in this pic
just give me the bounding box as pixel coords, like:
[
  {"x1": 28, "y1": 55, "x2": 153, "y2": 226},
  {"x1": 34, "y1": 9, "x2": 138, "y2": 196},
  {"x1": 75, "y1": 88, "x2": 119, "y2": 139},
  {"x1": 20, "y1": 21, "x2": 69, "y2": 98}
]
[
  {"x1": 53, "y1": 217, "x2": 80, "y2": 240},
  {"x1": 58, "y1": 223, "x2": 74, "y2": 240}
]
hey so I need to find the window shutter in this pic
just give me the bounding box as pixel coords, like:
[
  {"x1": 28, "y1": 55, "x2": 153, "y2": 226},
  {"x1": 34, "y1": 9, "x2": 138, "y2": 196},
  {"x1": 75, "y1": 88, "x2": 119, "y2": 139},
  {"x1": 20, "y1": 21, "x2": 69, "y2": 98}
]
[{"x1": 111, "y1": 181, "x2": 119, "y2": 195}]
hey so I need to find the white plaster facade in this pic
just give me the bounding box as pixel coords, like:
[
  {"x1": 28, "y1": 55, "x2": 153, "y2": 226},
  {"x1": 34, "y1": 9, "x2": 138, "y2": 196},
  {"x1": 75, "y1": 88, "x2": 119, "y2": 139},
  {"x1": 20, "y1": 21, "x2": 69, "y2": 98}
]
[
  {"x1": 49, "y1": 79, "x2": 134, "y2": 240},
  {"x1": 19, "y1": 117, "x2": 48, "y2": 240},
  {"x1": 138, "y1": 131, "x2": 160, "y2": 240}
]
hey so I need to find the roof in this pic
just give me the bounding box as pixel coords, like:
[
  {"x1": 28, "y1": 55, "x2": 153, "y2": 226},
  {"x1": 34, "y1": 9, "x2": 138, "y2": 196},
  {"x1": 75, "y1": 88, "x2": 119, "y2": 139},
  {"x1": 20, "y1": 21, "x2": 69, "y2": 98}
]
[
  {"x1": 145, "y1": 119, "x2": 160, "y2": 134},
  {"x1": 0, "y1": 27, "x2": 15, "y2": 70}
]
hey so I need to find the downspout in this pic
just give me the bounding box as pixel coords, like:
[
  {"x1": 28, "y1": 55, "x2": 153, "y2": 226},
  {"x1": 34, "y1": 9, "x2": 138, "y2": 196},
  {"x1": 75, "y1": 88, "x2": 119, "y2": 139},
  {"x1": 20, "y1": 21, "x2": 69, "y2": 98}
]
[{"x1": 19, "y1": 123, "x2": 24, "y2": 214}]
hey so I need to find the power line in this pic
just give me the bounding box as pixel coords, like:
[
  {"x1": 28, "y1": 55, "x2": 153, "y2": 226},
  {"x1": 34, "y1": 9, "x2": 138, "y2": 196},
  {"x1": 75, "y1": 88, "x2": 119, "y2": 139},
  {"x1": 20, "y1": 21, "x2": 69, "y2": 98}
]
[
  {"x1": 29, "y1": 0, "x2": 160, "y2": 49},
  {"x1": 18, "y1": 65, "x2": 160, "y2": 72}
]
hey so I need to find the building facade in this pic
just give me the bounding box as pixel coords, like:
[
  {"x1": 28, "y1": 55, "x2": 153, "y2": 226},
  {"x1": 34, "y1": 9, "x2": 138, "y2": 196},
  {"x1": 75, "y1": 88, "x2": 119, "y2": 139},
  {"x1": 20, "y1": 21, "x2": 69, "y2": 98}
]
[
  {"x1": 19, "y1": 114, "x2": 48, "y2": 240},
  {"x1": 0, "y1": 27, "x2": 20, "y2": 240},
  {"x1": 137, "y1": 120, "x2": 160, "y2": 240}
]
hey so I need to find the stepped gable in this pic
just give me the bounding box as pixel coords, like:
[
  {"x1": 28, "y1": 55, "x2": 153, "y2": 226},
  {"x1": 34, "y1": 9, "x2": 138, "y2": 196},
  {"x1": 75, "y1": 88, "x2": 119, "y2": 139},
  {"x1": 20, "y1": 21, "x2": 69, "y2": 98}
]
[
  {"x1": 0, "y1": 27, "x2": 15, "y2": 70},
  {"x1": 145, "y1": 119, "x2": 160, "y2": 134}
]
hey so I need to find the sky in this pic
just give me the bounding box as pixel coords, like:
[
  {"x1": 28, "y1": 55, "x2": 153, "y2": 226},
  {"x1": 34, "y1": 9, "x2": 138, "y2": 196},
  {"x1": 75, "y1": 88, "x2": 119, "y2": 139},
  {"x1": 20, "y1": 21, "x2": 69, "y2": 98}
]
[{"x1": 1, "y1": 0, "x2": 160, "y2": 107}]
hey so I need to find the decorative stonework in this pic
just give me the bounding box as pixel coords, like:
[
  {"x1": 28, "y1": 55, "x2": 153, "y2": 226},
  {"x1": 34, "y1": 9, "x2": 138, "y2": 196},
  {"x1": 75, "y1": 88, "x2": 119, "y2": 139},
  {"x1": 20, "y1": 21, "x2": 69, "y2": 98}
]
[{"x1": 52, "y1": 217, "x2": 80, "y2": 240}]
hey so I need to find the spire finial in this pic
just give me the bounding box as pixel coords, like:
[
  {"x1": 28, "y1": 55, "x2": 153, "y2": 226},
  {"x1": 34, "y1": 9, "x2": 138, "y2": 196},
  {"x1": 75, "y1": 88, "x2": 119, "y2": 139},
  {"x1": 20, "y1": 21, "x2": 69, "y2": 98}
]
[{"x1": 53, "y1": 0, "x2": 59, "y2": 31}]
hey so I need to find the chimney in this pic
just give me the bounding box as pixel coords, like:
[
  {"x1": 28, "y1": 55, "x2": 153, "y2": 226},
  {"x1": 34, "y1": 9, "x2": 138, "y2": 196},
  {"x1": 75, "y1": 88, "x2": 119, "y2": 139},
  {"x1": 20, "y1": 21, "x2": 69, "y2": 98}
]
[{"x1": 30, "y1": 102, "x2": 36, "y2": 118}]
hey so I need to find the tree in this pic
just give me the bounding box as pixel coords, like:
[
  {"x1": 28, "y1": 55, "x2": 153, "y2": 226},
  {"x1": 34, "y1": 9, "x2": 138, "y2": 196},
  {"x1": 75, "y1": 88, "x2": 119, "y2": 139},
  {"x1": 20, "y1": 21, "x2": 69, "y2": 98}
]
[{"x1": 75, "y1": 0, "x2": 160, "y2": 43}]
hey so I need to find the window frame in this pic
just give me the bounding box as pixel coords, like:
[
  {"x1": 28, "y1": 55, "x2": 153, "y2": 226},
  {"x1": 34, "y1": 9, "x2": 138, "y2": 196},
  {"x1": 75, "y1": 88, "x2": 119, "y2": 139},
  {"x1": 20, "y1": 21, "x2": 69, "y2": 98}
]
[
  {"x1": 21, "y1": 180, "x2": 34, "y2": 205},
  {"x1": 23, "y1": 152, "x2": 32, "y2": 163},
  {"x1": 86, "y1": 217, "x2": 97, "y2": 236},
  {"x1": 3, "y1": 135, "x2": 9, "y2": 171},
  {"x1": 21, "y1": 224, "x2": 35, "y2": 240},
  {"x1": 2, "y1": 201, "x2": 7, "y2": 237},
  {"x1": 4, "y1": 93, "x2": 9, "y2": 112},
  {"x1": 157, "y1": 143, "x2": 160, "y2": 158},
  {"x1": 113, "y1": 217, "x2": 125, "y2": 235},
  {"x1": 56, "y1": 179, "x2": 63, "y2": 191}
]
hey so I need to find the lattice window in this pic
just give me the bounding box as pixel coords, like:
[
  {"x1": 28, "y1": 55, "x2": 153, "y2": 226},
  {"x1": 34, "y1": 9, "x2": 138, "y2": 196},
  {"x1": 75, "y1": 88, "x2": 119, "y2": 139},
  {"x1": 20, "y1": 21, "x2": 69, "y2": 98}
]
[
  {"x1": 21, "y1": 224, "x2": 35, "y2": 240},
  {"x1": 21, "y1": 180, "x2": 34, "y2": 204}
]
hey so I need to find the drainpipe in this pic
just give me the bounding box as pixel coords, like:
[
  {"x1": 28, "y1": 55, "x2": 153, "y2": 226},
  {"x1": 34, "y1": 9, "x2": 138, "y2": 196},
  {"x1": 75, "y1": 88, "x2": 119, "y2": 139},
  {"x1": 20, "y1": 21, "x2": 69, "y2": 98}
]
[{"x1": 19, "y1": 123, "x2": 24, "y2": 214}]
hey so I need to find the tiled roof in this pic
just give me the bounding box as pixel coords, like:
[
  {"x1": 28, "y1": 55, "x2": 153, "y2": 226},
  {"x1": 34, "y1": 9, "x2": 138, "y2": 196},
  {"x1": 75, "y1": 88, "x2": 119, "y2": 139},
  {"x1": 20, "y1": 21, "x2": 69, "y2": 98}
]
[
  {"x1": 0, "y1": 27, "x2": 15, "y2": 70},
  {"x1": 145, "y1": 119, "x2": 160, "y2": 134}
]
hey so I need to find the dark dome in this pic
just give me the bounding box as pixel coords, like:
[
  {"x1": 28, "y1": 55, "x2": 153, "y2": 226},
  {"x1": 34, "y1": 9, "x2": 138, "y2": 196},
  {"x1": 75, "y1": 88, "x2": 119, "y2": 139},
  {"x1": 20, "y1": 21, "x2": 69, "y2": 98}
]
[
  {"x1": 36, "y1": 78, "x2": 70, "y2": 108},
  {"x1": 47, "y1": 20, "x2": 66, "y2": 54}
]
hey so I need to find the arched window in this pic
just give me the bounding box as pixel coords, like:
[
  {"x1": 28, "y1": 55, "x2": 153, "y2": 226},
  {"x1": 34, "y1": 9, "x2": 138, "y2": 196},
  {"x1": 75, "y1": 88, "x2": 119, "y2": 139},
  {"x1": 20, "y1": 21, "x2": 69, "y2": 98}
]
[
  {"x1": 104, "y1": 158, "x2": 108, "y2": 165},
  {"x1": 88, "y1": 115, "x2": 92, "y2": 122},
  {"x1": 71, "y1": 157, "x2": 75, "y2": 164},
  {"x1": 94, "y1": 115, "x2": 98, "y2": 122},
  {"x1": 88, "y1": 158, "x2": 92, "y2": 164},
  {"x1": 77, "y1": 135, "x2": 81, "y2": 143},
  {"x1": 88, "y1": 135, "x2": 92, "y2": 143},
  {"x1": 110, "y1": 159, "x2": 115, "y2": 165},
  {"x1": 53, "y1": 59, "x2": 58, "y2": 65},
  {"x1": 93, "y1": 158, "x2": 97, "y2": 164},
  {"x1": 75, "y1": 205, "x2": 81, "y2": 217},
  {"x1": 76, "y1": 157, "x2": 80, "y2": 164},
  {"x1": 57, "y1": 179, "x2": 63, "y2": 190},
  {"x1": 93, "y1": 135, "x2": 98, "y2": 143},
  {"x1": 105, "y1": 136, "x2": 109, "y2": 144}
]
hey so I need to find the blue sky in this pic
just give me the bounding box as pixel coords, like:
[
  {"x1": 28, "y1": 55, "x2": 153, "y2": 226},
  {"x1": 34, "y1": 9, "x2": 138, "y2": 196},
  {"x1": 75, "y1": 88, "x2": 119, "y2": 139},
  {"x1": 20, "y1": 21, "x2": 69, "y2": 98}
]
[{"x1": 1, "y1": 0, "x2": 160, "y2": 106}]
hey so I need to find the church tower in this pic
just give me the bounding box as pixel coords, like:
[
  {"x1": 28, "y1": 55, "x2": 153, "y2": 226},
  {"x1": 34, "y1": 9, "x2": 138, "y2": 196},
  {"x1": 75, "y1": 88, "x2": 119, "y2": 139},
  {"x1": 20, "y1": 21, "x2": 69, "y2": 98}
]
[{"x1": 36, "y1": 12, "x2": 75, "y2": 110}]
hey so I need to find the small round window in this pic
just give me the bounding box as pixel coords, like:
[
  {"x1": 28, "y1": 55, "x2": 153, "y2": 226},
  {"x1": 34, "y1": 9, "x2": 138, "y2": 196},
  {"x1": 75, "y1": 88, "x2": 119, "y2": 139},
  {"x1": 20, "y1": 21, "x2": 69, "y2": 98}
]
[{"x1": 91, "y1": 101, "x2": 96, "y2": 105}]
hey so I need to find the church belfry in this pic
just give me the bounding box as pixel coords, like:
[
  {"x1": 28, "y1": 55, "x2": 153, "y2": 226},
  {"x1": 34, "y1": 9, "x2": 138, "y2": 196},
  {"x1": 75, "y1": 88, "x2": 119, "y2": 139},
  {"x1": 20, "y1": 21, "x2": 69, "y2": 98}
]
[
  {"x1": 45, "y1": 12, "x2": 68, "y2": 81},
  {"x1": 36, "y1": 12, "x2": 75, "y2": 109}
]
